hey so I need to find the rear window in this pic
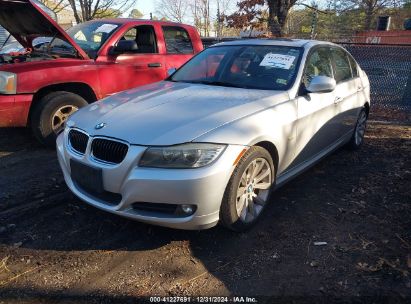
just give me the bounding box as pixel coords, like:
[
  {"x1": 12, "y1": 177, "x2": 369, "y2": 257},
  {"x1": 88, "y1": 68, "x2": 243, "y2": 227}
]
[
  {"x1": 331, "y1": 48, "x2": 352, "y2": 83},
  {"x1": 162, "y1": 26, "x2": 193, "y2": 54},
  {"x1": 348, "y1": 55, "x2": 359, "y2": 78}
]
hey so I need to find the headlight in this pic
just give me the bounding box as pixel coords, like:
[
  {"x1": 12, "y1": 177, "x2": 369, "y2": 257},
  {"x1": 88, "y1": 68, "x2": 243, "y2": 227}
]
[
  {"x1": 139, "y1": 143, "x2": 226, "y2": 168},
  {"x1": 0, "y1": 72, "x2": 17, "y2": 94}
]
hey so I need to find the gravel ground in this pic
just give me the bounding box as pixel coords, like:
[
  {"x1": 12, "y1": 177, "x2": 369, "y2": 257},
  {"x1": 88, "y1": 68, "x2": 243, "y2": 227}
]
[{"x1": 0, "y1": 108, "x2": 410, "y2": 303}]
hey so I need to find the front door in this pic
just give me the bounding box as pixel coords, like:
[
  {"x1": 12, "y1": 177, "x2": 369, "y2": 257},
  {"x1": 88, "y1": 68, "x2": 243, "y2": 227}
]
[
  {"x1": 292, "y1": 47, "x2": 338, "y2": 168},
  {"x1": 99, "y1": 24, "x2": 166, "y2": 96}
]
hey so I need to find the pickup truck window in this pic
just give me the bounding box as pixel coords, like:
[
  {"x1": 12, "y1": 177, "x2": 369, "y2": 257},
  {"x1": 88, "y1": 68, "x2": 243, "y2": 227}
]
[
  {"x1": 162, "y1": 26, "x2": 193, "y2": 54},
  {"x1": 120, "y1": 25, "x2": 158, "y2": 53}
]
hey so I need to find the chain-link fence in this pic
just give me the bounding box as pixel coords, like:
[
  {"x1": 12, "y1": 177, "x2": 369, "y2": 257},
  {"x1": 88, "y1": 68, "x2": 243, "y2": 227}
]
[
  {"x1": 341, "y1": 43, "x2": 411, "y2": 111},
  {"x1": 201, "y1": 38, "x2": 411, "y2": 112}
]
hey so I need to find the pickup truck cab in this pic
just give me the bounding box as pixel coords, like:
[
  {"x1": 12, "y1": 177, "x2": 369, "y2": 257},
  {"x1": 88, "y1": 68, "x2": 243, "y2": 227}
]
[{"x1": 0, "y1": 0, "x2": 202, "y2": 146}]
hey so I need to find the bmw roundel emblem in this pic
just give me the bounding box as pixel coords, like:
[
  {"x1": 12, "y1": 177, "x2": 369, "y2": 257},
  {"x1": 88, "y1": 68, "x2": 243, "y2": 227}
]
[{"x1": 95, "y1": 122, "x2": 106, "y2": 130}]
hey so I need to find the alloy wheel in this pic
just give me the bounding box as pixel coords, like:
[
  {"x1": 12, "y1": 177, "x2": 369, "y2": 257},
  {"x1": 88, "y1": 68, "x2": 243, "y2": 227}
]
[
  {"x1": 51, "y1": 105, "x2": 78, "y2": 132},
  {"x1": 236, "y1": 158, "x2": 272, "y2": 223}
]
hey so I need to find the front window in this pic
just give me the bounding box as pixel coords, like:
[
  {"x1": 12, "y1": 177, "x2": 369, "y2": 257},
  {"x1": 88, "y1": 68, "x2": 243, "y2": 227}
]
[
  {"x1": 49, "y1": 22, "x2": 119, "y2": 58},
  {"x1": 170, "y1": 45, "x2": 303, "y2": 90},
  {"x1": 303, "y1": 47, "x2": 333, "y2": 88}
]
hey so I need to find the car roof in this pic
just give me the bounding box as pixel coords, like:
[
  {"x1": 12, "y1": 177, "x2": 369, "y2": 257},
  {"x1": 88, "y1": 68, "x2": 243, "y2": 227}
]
[
  {"x1": 83, "y1": 18, "x2": 195, "y2": 28},
  {"x1": 211, "y1": 38, "x2": 337, "y2": 49}
]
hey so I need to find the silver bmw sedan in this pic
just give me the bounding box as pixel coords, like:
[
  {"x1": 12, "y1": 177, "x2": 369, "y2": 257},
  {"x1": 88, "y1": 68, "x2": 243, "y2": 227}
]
[{"x1": 57, "y1": 39, "x2": 370, "y2": 231}]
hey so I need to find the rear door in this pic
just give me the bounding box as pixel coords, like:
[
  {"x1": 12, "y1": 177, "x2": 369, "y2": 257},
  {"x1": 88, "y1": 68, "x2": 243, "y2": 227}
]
[
  {"x1": 331, "y1": 47, "x2": 360, "y2": 138},
  {"x1": 160, "y1": 26, "x2": 196, "y2": 71}
]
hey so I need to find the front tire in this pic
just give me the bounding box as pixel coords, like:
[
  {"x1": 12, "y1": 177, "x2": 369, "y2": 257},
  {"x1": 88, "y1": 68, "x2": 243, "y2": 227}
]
[
  {"x1": 31, "y1": 92, "x2": 88, "y2": 147},
  {"x1": 220, "y1": 146, "x2": 275, "y2": 232},
  {"x1": 348, "y1": 108, "x2": 368, "y2": 150}
]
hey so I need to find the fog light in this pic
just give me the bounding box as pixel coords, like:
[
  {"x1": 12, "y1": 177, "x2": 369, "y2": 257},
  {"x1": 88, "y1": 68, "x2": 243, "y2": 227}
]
[{"x1": 181, "y1": 204, "x2": 193, "y2": 214}]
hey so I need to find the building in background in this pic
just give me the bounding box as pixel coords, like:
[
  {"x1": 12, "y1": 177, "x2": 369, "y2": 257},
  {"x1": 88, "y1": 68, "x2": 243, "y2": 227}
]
[{"x1": 354, "y1": 16, "x2": 411, "y2": 45}]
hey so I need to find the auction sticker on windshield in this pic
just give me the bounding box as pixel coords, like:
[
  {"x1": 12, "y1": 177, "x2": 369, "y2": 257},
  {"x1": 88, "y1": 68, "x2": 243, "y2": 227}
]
[
  {"x1": 259, "y1": 53, "x2": 296, "y2": 69},
  {"x1": 95, "y1": 24, "x2": 118, "y2": 33}
]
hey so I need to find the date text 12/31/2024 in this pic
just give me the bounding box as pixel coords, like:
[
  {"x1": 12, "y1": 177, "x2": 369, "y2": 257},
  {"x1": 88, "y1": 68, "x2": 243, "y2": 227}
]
[{"x1": 149, "y1": 296, "x2": 258, "y2": 303}]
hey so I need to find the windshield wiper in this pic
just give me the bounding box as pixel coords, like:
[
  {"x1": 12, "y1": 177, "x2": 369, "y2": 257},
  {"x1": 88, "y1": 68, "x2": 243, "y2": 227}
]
[{"x1": 185, "y1": 80, "x2": 248, "y2": 89}]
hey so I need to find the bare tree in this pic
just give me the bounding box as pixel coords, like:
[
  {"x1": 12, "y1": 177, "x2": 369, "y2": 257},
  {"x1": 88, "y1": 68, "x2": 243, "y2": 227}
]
[
  {"x1": 216, "y1": 0, "x2": 233, "y2": 37},
  {"x1": 190, "y1": 0, "x2": 203, "y2": 34},
  {"x1": 188, "y1": 0, "x2": 211, "y2": 36},
  {"x1": 155, "y1": 0, "x2": 190, "y2": 23},
  {"x1": 38, "y1": 0, "x2": 70, "y2": 14},
  {"x1": 67, "y1": 0, "x2": 136, "y2": 23}
]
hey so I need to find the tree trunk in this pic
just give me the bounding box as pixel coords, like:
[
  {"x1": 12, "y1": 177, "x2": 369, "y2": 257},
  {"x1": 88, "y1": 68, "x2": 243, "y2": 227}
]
[
  {"x1": 68, "y1": 0, "x2": 82, "y2": 23},
  {"x1": 267, "y1": 0, "x2": 292, "y2": 37},
  {"x1": 365, "y1": 6, "x2": 374, "y2": 30}
]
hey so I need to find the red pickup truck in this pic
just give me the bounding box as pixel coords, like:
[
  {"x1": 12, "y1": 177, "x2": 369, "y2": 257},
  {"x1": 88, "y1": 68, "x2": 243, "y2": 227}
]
[{"x1": 0, "y1": 0, "x2": 203, "y2": 146}]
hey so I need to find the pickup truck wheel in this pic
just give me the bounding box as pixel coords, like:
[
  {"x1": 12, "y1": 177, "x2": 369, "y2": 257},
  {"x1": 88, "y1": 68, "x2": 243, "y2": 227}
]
[
  {"x1": 31, "y1": 92, "x2": 88, "y2": 147},
  {"x1": 220, "y1": 146, "x2": 275, "y2": 232}
]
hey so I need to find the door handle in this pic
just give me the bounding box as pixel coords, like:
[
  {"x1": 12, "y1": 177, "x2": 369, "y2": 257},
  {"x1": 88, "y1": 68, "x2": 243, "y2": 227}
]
[
  {"x1": 334, "y1": 96, "x2": 343, "y2": 104},
  {"x1": 148, "y1": 62, "x2": 162, "y2": 68}
]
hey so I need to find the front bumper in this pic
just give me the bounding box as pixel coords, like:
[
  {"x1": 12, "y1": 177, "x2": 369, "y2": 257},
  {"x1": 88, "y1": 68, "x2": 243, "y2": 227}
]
[
  {"x1": 56, "y1": 130, "x2": 245, "y2": 230},
  {"x1": 0, "y1": 94, "x2": 33, "y2": 127}
]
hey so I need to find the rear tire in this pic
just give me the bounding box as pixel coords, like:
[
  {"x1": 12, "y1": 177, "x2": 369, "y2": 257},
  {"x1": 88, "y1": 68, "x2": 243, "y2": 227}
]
[
  {"x1": 348, "y1": 108, "x2": 367, "y2": 150},
  {"x1": 31, "y1": 91, "x2": 88, "y2": 147},
  {"x1": 220, "y1": 146, "x2": 275, "y2": 232}
]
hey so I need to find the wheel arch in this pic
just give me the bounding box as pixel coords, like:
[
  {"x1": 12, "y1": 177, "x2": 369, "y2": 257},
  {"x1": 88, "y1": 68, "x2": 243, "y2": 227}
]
[
  {"x1": 253, "y1": 140, "x2": 279, "y2": 174},
  {"x1": 28, "y1": 82, "x2": 98, "y2": 124}
]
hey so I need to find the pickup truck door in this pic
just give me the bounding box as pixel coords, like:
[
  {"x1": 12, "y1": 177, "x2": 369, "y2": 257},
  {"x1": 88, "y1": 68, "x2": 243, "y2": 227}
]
[
  {"x1": 98, "y1": 24, "x2": 166, "y2": 96},
  {"x1": 160, "y1": 25, "x2": 197, "y2": 71}
]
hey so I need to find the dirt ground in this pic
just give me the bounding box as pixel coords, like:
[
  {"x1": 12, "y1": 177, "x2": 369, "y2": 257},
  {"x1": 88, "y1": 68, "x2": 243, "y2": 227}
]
[{"x1": 0, "y1": 107, "x2": 410, "y2": 303}]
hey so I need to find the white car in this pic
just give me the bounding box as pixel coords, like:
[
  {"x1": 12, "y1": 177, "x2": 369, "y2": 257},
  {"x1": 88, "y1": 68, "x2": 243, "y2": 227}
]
[{"x1": 57, "y1": 39, "x2": 370, "y2": 231}]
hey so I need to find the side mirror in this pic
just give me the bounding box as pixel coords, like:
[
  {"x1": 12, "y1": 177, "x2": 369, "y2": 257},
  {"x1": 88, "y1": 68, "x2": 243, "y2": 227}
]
[
  {"x1": 167, "y1": 68, "x2": 177, "y2": 76},
  {"x1": 111, "y1": 40, "x2": 138, "y2": 54},
  {"x1": 306, "y1": 76, "x2": 336, "y2": 93}
]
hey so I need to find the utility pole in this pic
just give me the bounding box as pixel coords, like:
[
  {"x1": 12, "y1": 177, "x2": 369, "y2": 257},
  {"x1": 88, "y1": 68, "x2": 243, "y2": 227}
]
[
  {"x1": 207, "y1": 0, "x2": 210, "y2": 37},
  {"x1": 217, "y1": 0, "x2": 221, "y2": 40},
  {"x1": 310, "y1": 4, "x2": 318, "y2": 39},
  {"x1": 150, "y1": 12, "x2": 153, "y2": 20}
]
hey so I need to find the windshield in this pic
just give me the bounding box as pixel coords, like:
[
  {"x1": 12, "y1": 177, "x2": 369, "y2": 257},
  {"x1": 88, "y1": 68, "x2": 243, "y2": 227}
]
[
  {"x1": 170, "y1": 45, "x2": 303, "y2": 90},
  {"x1": 48, "y1": 21, "x2": 120, "y2": 58}
]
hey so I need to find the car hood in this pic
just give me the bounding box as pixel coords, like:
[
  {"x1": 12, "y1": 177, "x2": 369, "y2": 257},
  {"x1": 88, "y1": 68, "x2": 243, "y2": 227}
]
[
  {"x1": 69, "y1": 81, "x2": 290, "y2": 146},
  {"x1": 0, "y1": 0, "x2": 88, "y2": 59}
]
